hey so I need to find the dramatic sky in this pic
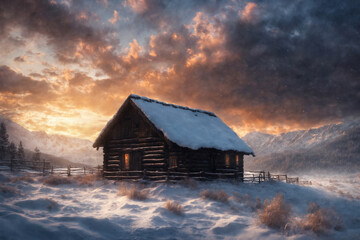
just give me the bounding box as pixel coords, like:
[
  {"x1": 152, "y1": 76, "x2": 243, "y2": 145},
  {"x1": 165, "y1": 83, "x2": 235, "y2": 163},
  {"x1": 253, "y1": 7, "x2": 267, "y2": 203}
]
[{"x1": 0, "y1": 0, "x2": 359, "y2": 140}]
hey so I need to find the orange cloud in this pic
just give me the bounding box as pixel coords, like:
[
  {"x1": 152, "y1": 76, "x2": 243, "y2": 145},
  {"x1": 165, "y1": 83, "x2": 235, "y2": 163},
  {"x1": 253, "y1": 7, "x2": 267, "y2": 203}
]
[
  {"x1": 124, "y1": 0, "x2": 148, "y2": 14},
  {"x1": 241, "y1": 2, "x2": 258, "y2": 22},
  {"x1": 109, "y1": 10, "x2": 119, "y2": 24}
]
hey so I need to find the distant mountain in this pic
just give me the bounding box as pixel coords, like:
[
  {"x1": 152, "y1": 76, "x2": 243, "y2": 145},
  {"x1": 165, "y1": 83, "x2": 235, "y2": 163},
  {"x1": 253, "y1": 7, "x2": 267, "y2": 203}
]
[
  {"x1": 23, "y1": 149, "x2": 89, "y2": 168},
  {"x1": 243, "y1": 119, "x2": 360, "y2": 173},
  {"x1": 0, "y1": 116, "x2": 102, "y2": 166}
]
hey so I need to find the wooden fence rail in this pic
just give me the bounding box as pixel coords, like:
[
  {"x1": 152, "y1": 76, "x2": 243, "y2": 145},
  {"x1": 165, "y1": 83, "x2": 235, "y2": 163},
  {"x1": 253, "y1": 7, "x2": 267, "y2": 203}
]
[
  {"x1": 103, "y1": 169, "x2": 300, "y2": 184},
  {"x1": 0, "y1": 158, "x2": 102, "y2": 176},
  {"x1": 0, "y1": 158, "x2": 299, "y2": 184}
]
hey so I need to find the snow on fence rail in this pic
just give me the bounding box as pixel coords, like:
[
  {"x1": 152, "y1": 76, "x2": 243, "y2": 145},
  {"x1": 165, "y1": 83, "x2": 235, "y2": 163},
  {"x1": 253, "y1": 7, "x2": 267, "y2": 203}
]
[
  {"x1": 103, "y1": 169, "x2": 299, "y2": 184},
  {"x1": 0, "y1": 158, "x2": 51, "y2": 173},
  {"x1": 0, "y1": 159, "x2": 299, "y2": 184},
  {"x1": 50, "y1": 165, "x2": 103, "y2": 176},
  {"x1": 0, "y1": 158, "x2": 102, "y2": 176}
]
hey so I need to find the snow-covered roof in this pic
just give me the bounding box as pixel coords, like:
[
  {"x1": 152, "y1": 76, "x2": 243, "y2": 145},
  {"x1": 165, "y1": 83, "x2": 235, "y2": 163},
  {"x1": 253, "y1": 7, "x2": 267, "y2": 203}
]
[{"x1": 94, "y1": 94, "x2": 254, "y2": 155}]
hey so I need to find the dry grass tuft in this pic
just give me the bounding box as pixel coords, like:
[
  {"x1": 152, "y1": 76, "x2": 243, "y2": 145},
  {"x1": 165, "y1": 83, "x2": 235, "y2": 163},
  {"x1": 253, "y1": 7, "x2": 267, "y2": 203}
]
[
  {"x1": 10, "y1": 174, "x2": 35, "y2": 183},
  {"x1": 0, "y1": 184, "x2": 19, "y2": 197},
  {"x1": 74, "y1": 174, "x2": 101, "y2": 186},
  {"x1": 164, "y1": 200, "x2": 183, "y2": 215},
  {"x1": 258, "y1": 193, "x2": 291, "y2": 229},
  {"x1": 42, "y1": 175, "x2": 74, "y2": 186},
  {"x1": 181, "y1": 178, "x2": 198, "y2": 189},
  {"x1": 118, "y1": 183, "x2": 148, "y2": 201},
  {"x1": 201, "y1": 190, "x2": 229, "y2": 203},
  {"x1": 234, "y1": 193, "x2": 263, "y2": 211},
  {"x1": 301, "y1": 202, "x2": 342, "y2": 233}
]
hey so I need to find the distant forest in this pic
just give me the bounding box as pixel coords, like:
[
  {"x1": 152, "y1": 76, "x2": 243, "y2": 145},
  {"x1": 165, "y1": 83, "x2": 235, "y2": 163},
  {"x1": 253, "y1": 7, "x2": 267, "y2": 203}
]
[{"x1": 0, "y1": 122, "x2": 42, "y2": 165}]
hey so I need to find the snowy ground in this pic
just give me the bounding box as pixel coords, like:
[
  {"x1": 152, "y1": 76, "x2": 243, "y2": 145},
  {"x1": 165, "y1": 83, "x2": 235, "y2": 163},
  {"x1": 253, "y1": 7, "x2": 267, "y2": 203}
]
[{"x1": 0, "y1": 170, "x2": 359, "y2": 240}]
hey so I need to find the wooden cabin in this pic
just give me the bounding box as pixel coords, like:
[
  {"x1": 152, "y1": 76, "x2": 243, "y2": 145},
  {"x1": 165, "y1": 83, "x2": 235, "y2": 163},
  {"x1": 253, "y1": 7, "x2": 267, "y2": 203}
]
[{"x1": 93, "y1": 94, "x2": 254, "y2": 181}]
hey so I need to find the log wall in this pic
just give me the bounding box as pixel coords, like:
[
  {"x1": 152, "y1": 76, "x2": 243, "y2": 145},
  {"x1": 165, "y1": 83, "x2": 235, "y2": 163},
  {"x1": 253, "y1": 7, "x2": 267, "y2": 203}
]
[
  {"x1": 100, "y1": 100, "x2": 246, "y2": 181},
  {"x1": 103, "y1": 137, "x2": 167, "y2": 179}
]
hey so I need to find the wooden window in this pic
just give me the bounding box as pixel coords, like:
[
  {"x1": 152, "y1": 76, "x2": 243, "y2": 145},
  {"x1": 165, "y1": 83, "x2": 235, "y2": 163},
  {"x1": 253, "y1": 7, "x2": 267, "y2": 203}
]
[
  {"x1": 124, "y1": 153, "x2": 130, "y2": 170},
  {"x1": 225, "y1": 154, "x2": 230, "y2": 168},
  {"x1": 236, "y1": 154, "x2": 239, "y2": 166},
  {"x1": 169, "y1": 156, "x2": 177, "y2": 169}
]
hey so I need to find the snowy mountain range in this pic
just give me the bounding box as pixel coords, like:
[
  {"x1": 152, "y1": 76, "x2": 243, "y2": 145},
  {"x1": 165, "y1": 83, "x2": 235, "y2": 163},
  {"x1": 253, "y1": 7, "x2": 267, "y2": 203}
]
[
  {"x1": 1, "y1": 114, "x2": 359, "y2": 172},
  {"x1": 0, "y1": 116, "x2": 102, "y2": 166},
  {"x1": 243, "y1": 119, "x2": 360, "y2": 172}
]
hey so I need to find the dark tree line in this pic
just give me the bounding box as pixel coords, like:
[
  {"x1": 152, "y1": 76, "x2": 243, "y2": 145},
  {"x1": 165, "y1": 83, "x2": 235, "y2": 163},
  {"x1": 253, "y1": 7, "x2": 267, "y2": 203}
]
[{"x1": 0, "y1": 122, "x2": 41, "y2": 165}]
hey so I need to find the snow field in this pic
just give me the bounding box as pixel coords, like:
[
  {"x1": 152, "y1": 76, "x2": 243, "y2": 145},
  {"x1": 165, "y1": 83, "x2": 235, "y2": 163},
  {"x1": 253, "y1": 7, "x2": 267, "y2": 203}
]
[{"x1": 0, "y1": 171, "x2": 359, "y2": 240}]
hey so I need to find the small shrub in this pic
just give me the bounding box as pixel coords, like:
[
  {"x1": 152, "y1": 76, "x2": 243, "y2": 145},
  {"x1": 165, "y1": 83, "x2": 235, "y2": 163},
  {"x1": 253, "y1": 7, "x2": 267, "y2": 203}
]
[
  {"x1": 0, "y1": 184, "x2": 19, "y2": 197},
  {"x1": 301, "y1": 202, "x2": 342, "y2": 233},
  {"x1": 181, "y1": 178, "x2": 198, "y2": 189},
  {"x1": 164, "y1": 200, "x2": 183, "y2": 215},
  {"x1": 234, "y1": 193, "x2": 263, "y2": 211},
  {"x1": 306, "y1": 202, "x2": 320, "y2": 214},
  {"x1": 201, "y1": 190, "x2": 229, "y2": 203},
  {"x1": 74, "y1": 174, "x2": 100, "y2": 186},
  {"x1": 253, "y1": 198, "x2": 263, "y2": 210},
  {"x1": 42, "y1": 175, "x2": 73, "y2": 186},
  {"x1": 258, "y1": 194, "x2": 291, "y2": 229},
  {"x1": 118, "y1": 184, "x2": 148, "y2": 201},
  {"x1": 10, "y1": 174, "x2": 35, "y2": 183}
]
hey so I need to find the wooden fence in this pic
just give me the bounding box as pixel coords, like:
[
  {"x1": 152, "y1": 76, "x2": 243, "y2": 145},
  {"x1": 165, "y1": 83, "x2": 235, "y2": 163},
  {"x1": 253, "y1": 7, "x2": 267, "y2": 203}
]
[
  {"x1": 244, "y1": 170, "x2": 299, "y2": 184},
  {"x1": 50, "y1": 165, "x2": 103, "y2": 176},
  {"x1": 103, "y1": 169, "x2": 300, "y2": 184},
  {"x1": 0, "y1": 158, "x2": 102, "y2": 176},
  {"x1": 0, "y1": 158, "x2": 299, "y2": 184},
  {"x1": 0, "y1": 158, "x2": 51, "y2": 174}
]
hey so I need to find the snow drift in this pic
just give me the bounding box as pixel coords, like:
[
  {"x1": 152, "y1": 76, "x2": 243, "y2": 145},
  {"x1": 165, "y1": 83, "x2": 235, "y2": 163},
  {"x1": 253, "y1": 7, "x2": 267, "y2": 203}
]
[{"x1": 0, "y1": 170, "x2": 359, "y2": 239}]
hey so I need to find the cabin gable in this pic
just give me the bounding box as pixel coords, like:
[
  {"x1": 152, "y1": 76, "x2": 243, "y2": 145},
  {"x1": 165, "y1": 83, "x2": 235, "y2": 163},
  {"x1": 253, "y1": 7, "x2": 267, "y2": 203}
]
[
  {"x1": 107, "y1": 101, "x2": 161, "y2": 140},
  {"x1": 95, "y1": 94, "x2": 254, "y2": 181}
]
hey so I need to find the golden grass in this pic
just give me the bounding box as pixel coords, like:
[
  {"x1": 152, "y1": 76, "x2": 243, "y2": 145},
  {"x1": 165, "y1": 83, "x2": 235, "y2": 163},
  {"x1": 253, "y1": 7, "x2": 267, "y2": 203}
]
[
  {"x1": 118, "y1": 183, "x2": 148, "y2": 201},
  {"x1": 301, "y1": 202, "x2": 342, "y2": 233},
  {"x1": 74, "y1": 174, "x2": 101, "y2": 186},
  {"x1": 258, "y1": 194, "x2": 291, "y2": 229},
  {"x1": 234, "y1": 193, "x2": 263, "y2": 211},
  {"x1": 181, "y1": 178, "x2": 198, "y2": 189},
  {"x1": 42, "y1": 175, "x2": 74, "y2": 186},
  {"x1": 0, "y1": 184, "x2": 19, "y2": 196},
  {"x1": 164, "y1": 200, "x2": 183, "y2": 215},
  {"x1": 200, "y1": 190, "x2": 229, "y2": 203},
  {"x1": 10, "y1": 174, "x2": 35, "y2": 183}
]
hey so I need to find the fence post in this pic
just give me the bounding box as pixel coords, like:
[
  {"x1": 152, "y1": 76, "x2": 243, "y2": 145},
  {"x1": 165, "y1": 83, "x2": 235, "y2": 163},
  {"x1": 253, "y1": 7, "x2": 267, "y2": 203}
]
[
  {"x1": 285, "y1": 174, "x2": 288, "y2": 183},
  {"x1": 267, "y1": 172, "x2": 271, "y2": 181},
  {"x1": 67, "y1": 165, "x2": 71, "y2": 176},
  {"x1": 258, "y1": 174, "x2": 261, "y2": 183},
  {"x1": 10, "y1": 156, "x2": 13, "y2": 172},
  {"x1": 51, "y1": 166, "x2": 54, "y2": 174},
  {"x1": 42, "y1": 159, "x2": 45, "y2": 175}
]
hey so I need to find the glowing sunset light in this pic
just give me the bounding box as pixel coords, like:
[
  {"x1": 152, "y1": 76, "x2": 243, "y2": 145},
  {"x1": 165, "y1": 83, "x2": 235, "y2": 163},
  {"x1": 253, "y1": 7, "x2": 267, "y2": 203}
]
[{"x1": 0, "y1": 0, "x2": 359, "y2": 141}]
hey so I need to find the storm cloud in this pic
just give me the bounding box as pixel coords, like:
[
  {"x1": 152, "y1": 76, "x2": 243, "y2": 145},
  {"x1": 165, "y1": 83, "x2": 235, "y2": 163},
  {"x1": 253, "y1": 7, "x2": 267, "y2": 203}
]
[{"x1": 0, "y1": 0, "x2": 359, "y2": 138}]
